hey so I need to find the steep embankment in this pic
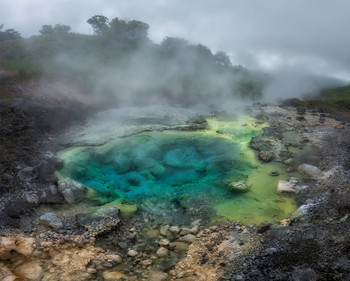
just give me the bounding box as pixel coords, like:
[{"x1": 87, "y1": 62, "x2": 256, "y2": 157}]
[{"x1": 0, "y1": 70, "x2": 91, "y2": 228}]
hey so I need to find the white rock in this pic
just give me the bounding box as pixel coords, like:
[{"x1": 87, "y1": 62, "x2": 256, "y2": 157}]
[
  {"x1": 277, "y1": 180, "x2": 297, "y2": 193},
  {"x1": 127, "y1": 250, "x2": 138, "y2": 257},
  {"x1": 158, "y1": 238, "x2": 170, "y2": 247},
  {"x1": 105, "y1": 254, "x2": 122, "y2": 263}
]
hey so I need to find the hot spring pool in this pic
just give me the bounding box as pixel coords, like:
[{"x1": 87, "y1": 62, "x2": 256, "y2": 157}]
[{"x1": 57, "y1": 117, "x2": 296, "y2": 225}]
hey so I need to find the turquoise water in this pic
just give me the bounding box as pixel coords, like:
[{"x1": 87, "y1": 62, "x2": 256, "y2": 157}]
[
  {"x1": 59, "y1": 131, "x2": 251, "y2": 204},
  {"x1": 58, "y1": 118, "x2": 297, "y2": 225}
]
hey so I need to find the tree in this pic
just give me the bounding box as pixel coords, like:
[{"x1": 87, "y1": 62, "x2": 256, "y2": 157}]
[
  {"x1": 214, "y1": 51, "x2": 232, "y2": 67},
  {"x1": 39, "y1": 25, "x2": 54, "y2": 36},
  {"x1": 39, "y1": 24, "x2": 71, "y2": 36},
  {"x1": 126, "y1": 20, "x2": 149, "y2": 41},
  {"x1": 53, "y1": 24, "x2": 71, "y2": 34},
  {"x1": 0, "y1": 24, "x2": 21, "y2": 41},
  {"x1": 161, "y1": 37, "x2": 189, "y2": 55},
  {"x1": 87, "y1": 15, "x2": 109, "y2": 35},
  {"x1": 108, "y1": 17, "x2": 128, "y2": 39}
]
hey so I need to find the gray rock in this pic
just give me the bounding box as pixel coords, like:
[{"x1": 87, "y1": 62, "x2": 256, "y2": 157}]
[
  {"x1": 92, "y1": 206, "x2": 120, "y2": 218},
  {"x1": 250, "y1": 136, "x2": 273, "y2": 151},
  {"x1": 291, "y1": 203, "x2": 315, "y2": 220},
  {"x1": 259, "y1": 151, "x2": 274, "y2": 162},
  {"x1": 118, "y1": 242, "x2": 127, "y2": 249},
  {"x1": 19, "y1": 167, "x2": 37, "y2": 181},
  {"x1": 297, "y1": 164, "x2": 321, "y2": 177},
  {"x1": 269, "y1": 170, "x2": 280, "y2": 176},
  {"x1": 292, "y1": 267, "x2": 317, "y2": 281},
  {"x1": 38, "y1": 213, "x2": 63, "y2": 229},
  {"x1": 284, "y1": 158, "x2": 294, "y2": 165},
  {"x1": 265, "y1": 248, "x2": 278, "y2": 255},
  {"x1": 49, "y1": 185, "x2": 58, "y2": 195},
  {"x1": 24, "y1": 193, "x2": 39, "y2": 204},
  {"x1": 57, "y1": 178, "x2": 87, "y2": 204},
  {"x1": 77, "y1": 206, "x2": 120, "y2": 232},
  {"x1": 191, "y1": 219, "x2": 202, "y2": 227},
  {"x1": 296, "y1": 106, "x2": 307, "y2": 115}
]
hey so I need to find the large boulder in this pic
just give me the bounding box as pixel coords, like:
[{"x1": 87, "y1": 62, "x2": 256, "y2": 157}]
[
  {"x1": 250, "y1": 136, "x2": 274, "y2": 151},
  {"x1": 297, "y1": 164, "x2": 321, "y2": 178},
  {"x1": 57, "y1": 178, "x2": 87, "y2": 204}
]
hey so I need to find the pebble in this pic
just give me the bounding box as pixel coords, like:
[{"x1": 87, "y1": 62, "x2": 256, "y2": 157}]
[
  {"x1": 140, "y1": 259, "x2": 152, "y2": 266},
  {"x1": 158, "y1": 238, "x2": 170, "y2": 247},
  {"x1": 103, "y1": 271, "x2": 126, "y2": 280},
  {"x1": 269, "y1": 170, "x2": 280, "y2": 176},
  {"x1": 106, "y1": 254, "x2": 122, "y2": 263},
  {"x1": 127, "y1": 250, "x2": 138, "y2": 257},
  {"x1": 102, "y1": 262, "x2": 113, "y2": 268},
  {"x1": 156, "y1": 247, "x2": 169, "y2": 257},
  {"x1": 118, "y1": 242, "x2": 127, "y2": 249},
  {"x1": 149, "y1": 271, "x2": 169, "y2": 281},
  {"x1": 160, "y1": 225, "x2": 170, "y2": 236},
  {"x1": 191, "y1": 219, "x2": 201, "y2": 227},
  {"x1": 86, "y1": 267, "x2": 97, "y2": 274},
  {"x1": 179, "y1": 234, "x2": 196, "y2": 243},
  {"x1": 169, "y1": 226, "x2": 180, "y2": 234},
  {"x1": 180, "y1": 227, "x2": 192, "y2": 236},
  {"x1": 170, "y1": 242, "x2": 189, "y2": 251}
]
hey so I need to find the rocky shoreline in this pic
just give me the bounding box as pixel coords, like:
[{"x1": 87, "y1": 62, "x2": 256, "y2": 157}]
[{"x1": 1, "y1": 76, "x2": 350, "y2": 280}]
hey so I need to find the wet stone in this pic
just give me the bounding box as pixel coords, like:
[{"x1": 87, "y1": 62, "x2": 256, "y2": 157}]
[{"x1": 118, "y1": 242, "x2": 128, "y2": 249}]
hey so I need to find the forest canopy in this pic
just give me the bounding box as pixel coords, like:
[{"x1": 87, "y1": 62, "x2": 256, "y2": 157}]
[{"x1": 0, "y1": 16, "x2": 267, "y2": 106}]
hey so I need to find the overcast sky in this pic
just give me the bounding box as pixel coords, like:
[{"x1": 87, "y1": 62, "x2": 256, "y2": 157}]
[{"x1": 1, "y1": 0, "x2": 350, "y2": 82}]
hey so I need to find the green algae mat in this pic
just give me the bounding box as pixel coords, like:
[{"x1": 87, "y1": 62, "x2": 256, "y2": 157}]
[{"x1": 57, "y1": 116, "x2": 296, "y2": 225}]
